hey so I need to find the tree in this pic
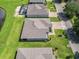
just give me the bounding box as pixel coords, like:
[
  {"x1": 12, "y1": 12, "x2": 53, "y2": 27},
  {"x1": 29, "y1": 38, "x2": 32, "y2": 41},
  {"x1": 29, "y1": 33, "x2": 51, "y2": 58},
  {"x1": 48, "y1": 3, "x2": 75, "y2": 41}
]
[
  {"x1": 59, "y1": 0, "x2": 68, "y2": 3},
  {"x1": 64, "y1": 1, "x2": 79, "y2": 18},
  {"x1": 73, "y1": 17, "x2": 79, "y2": 36}
]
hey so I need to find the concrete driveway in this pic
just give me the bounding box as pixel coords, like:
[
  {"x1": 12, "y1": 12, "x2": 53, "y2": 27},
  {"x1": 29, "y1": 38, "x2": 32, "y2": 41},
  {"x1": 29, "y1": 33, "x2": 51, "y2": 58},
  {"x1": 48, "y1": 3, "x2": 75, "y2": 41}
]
[{"x1": 52, "y1": 21, "x2": 66, "y2": 30}]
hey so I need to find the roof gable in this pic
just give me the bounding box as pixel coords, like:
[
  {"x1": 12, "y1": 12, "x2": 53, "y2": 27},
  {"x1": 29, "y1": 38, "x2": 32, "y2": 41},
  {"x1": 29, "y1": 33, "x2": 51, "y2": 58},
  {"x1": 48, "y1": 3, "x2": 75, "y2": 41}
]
[
  {"x1": 16, "y1": 48, "x2": 55, "y2": 59},
  {"x1": 27, "y1": 4, "x2": 48, "y2": 18},
  {"x1": 21, "y1": 18, "x2": 51, "y2": 40}
]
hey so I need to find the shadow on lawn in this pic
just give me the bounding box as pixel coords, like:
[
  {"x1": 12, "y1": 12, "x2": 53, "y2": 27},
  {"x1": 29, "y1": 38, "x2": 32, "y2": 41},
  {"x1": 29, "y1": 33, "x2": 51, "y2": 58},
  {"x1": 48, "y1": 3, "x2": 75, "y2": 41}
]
[
  {"x1": 19, "y1": 38, "x2": 51, "y2": 42},
  {"x1": 14, "y1": 51, "x2": 17, "y2": 59}
]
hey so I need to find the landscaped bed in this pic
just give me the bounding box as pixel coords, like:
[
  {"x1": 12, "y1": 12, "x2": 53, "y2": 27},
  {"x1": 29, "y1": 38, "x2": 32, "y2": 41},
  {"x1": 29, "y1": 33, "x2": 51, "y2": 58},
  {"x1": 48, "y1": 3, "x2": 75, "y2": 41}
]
[
  {"x1": 47, "y1": 1, "x2": 56, "y2": 12},
  {"x1": 0, "y1": 0, "x2": 74, "y2": 59},
  {"x1": 50, "y1": 17, "x2": 61, "y2": 22}
]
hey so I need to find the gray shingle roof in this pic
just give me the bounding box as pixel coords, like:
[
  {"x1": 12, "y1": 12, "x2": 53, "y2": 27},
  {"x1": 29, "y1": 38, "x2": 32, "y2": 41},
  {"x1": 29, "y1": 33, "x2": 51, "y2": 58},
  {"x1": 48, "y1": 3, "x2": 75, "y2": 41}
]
[
  {"x1": 16, "y1": 48, "x2": 55, "y2": 59},
  {"x1": 21, "y1": 18, "x2": 51, "y2": 40},
  {"x1": 27, "y1": 4, "x2": 48, "y2": 18}
]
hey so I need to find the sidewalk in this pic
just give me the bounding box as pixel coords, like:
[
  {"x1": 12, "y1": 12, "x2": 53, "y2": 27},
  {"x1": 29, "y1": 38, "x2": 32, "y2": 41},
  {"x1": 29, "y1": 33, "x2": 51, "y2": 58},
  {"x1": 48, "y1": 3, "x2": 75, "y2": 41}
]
[
  {"x1": 49, "y1": 10, "x2": 57, "y2": 17},
  {"x1": 51, "y1": 21, "x2": 66, "y2": 30},
  {"x1": 69, "y1": 41, "x2": 79, "y2": 53}
]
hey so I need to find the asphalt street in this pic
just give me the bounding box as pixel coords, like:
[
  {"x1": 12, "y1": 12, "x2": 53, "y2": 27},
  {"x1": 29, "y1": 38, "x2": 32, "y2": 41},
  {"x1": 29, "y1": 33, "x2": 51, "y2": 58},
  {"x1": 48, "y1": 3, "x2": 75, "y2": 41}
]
[{"x1": 54, "y1": 0, "x2": 79, "y2": 58}]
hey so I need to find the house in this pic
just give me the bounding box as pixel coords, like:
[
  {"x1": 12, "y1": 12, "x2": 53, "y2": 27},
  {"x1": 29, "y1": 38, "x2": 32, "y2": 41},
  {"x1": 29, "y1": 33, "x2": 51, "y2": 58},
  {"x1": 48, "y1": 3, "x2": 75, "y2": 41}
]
[
  {"x1": 20, "y1": 18, "x2": 52, "y2": 41},
  {"x1": 0, "y1": 8, "x2": 5, "y2": 27},
  {"x1": 26, "y1": 4, "x2": 48, "y2": 18},
  {"x1": 16, "y1": 48, "x2": 55, "y2": 59},
  {"x1": 29, "y1": 0, "x2": 46, "y2": 4}
]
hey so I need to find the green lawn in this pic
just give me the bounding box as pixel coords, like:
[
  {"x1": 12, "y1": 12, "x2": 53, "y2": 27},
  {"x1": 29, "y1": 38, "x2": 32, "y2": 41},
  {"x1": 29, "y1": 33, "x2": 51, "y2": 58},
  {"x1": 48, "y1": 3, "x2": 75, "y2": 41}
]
[
  {"x1": 0, "y1": 0, "x2": 74, "y2": 59},
  {"x1": 50, "y1": 17, "x2": 61, "y2": 22},
  {"x1": 49, "y1": 30, "x2": 74, "y2": 59},
  {"x1": 0, "y1": 0, "x2": 26, "y2": 59},
  {"x1": 47, "y1": 1, "x2": 56, "y2": 12}
]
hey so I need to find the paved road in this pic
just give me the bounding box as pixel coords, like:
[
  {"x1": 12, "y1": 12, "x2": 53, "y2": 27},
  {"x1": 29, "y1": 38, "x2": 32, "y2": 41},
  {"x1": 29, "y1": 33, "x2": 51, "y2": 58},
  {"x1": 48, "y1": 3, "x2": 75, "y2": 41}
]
[{"x1": 54, "y1": 0, "x2": 79, "y2": 58}]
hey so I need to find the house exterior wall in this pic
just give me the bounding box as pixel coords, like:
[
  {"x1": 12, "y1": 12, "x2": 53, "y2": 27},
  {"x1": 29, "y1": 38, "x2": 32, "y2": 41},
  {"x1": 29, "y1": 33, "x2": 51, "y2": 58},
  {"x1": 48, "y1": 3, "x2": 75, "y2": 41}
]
[
  {"x1": 28, "y1": 0, "x2": 46, "y2": 4},
  {"x1": 21, "y1": 34, "x2": 48, "y2": 41},
  {"x1": 29, "y1": 2, "x2": 45, "y2": 4},
  {"x1": 27, "y1": 14, "x2": 48, "y2": 18},
  {"x1": 21, "y1": 38, "x2": 48, "y2": 41}
]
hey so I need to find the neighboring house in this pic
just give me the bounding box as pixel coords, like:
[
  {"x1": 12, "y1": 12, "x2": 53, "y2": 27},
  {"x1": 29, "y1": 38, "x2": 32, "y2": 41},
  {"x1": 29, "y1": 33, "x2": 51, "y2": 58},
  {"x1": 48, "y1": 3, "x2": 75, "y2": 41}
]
[
  {"x1": 0, "y1": 8, "x2": 5, "y2": 27},
  {"x1": 29, "y1": 0, "x2": 46, "y2": 4},
  {"x1": 16, "y1": 48, "x2": 55, "y2": 59},
  {"x1": 19, "y1": 0, "x2": 51, "y2": 41},
  {"x1": 26, "y1": 4, "x2": 48, "y2": 18},
  {"x1": 20, "y1": 18, "x2": 52, "y2": 41}
]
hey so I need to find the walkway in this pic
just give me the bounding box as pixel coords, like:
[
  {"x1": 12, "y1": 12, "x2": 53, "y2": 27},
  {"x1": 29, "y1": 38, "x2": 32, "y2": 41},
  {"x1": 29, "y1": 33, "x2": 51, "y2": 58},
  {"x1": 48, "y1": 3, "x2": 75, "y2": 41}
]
[
  {"x1": 51, "y1": 21, "x2": 66, "y2": 30},
  {"x1": 49, "y1": 10, "x2": 57, "y2": 17}
]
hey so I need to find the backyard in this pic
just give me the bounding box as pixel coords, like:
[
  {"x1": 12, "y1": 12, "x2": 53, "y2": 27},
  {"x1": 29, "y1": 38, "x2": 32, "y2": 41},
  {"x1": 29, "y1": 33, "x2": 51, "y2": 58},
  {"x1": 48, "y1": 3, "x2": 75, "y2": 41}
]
[{"x1": 0, "y1": 0, "x2": 74, "y2": 59}]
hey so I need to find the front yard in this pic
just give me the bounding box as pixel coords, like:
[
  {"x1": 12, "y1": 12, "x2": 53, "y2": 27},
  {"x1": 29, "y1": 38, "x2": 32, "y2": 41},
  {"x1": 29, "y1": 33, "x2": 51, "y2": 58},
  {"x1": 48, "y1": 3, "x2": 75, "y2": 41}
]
[
  {"x1": 0, "y1": 0, "x2": 74, "y2": 59},
  {"x1": 47, "y1": 1, "x2": 56, "y2": 12},
  {"x1": 50, "y1": 17, "x2": 61, "y2": 22},
  {"x1": 0, "y1": 29, "x2": 74, "y2": 59}
]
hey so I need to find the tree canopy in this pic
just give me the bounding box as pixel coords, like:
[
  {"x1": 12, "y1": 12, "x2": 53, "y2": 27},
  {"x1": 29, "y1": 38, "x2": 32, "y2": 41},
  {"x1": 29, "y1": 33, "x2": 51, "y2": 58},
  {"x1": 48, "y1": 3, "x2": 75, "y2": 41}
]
[
  {"x1": 64, "y1": 0, "x2": 79, "y2": 36},
  {"x1": 73, "y1": 17, "x2": 79, "y2": 36},
  {"x1": 64, "y1": 1, "x2": 79, "y2": 18}
]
